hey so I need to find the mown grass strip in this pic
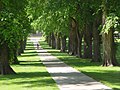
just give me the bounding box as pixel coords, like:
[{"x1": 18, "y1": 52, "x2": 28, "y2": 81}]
[
  {"x1": 40, "y1": 39, "x2": 120, "y2": 90},
  {"x1": 0, "y1": 40, "x2": 59, "y2": 90}
]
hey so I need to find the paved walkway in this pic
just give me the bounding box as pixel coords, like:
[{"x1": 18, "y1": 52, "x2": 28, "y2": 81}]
[{"x1": 30, "y1": 36, "x2": 112, "y2": 90}]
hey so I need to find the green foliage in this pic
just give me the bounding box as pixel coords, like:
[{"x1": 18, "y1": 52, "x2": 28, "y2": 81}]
[
  {"x1": 0, "y1": 0, "x2": 31, "y2": 47},
  {"x1": 21, "y1": 0, "x2": 120, "y2": 37},
  {"x1": 0, "y1": 0, "x2": 32, "y2": 64},
  {"x1": 101, "y1": 14, "x2": 119, "y2": 34},
  {"x1": 40, "y1": 39, "x2": 120, "y2": 90},
  {"x1": 28, "y1": 0, "x2": 101, "y2": 38}
]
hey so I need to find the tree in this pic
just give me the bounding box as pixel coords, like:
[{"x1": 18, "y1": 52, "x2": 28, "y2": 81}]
[
  {"x1": 27, "y1": 0, "x2": 120, "y2": 66},
  {"x1": 101, "y1": 0, "x2": 120, "y2": 66},
  {"x1": 0, "y1": 0, "x2": 31, "y2": 75}
]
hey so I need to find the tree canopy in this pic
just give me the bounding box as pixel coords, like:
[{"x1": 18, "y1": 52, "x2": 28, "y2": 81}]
[{"x1": 0, "y1": 0, "x2": 120, "y2": 75}]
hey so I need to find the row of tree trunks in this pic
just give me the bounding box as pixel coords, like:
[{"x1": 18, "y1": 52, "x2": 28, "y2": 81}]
[
  {"x1": 11, "y1": 38, "x2": 27, "y2": 64},
  {"x1": 46, "y1": 32, "x2": 67, "y2": 52},
  {"x1": 45, "y1": 13, "x2": 119, "y2": 67},
  {"x1": 68, "y1": 17, "x2": 83, "y2": 57},
  {"x1": 17, "y1": 38, "x2": 27, "y2": 56},
  {"x1": 18, "y1": 40, "x2": 24, "y2": 55},
  {"x1": 0, "y1": 36, "x2": 28, "y2": 75},
  {"x1": 12, "y1": 42, "x2": 20, "y2": 64},
  {"x1": 0, "y1": 42, "x2": 16, "y2": 75}
]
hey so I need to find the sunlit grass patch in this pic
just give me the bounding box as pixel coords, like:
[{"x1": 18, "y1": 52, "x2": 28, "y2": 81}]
[
  {"x1": 40, "y1": 39, "x2": 120, "y2": 90},
  {"x1": 0, "y1": 40, "x2": 59, "y2": 90}
]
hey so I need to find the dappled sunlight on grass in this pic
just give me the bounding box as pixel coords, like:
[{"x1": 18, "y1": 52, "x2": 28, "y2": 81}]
[
  {"x1": 0, "y1": 41, "x2": 59, "y2": 90},
  {"x1": 40, "y1": 39, "x2": 120, "y2": 90}
]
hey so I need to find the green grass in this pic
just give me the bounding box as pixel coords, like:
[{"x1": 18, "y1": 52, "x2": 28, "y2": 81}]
[
  {"x1": 0, "y1": 41, "x2": 59, "y2": 90},
  {"x1": 40, "y1": 39, "x2": 120, "y2": 90}
]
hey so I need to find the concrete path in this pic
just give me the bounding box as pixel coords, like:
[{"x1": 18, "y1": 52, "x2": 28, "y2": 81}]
[{"x1": 30, "y1": 37, "x2": 112, "y2": 90}]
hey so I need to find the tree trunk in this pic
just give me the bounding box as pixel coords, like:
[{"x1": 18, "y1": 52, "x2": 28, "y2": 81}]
[
  {"x1": 111, "y1": 30, "x2": 119, "y2": 66},
  {"x1": 68, "y1": 36, "x2": 71, "y2": 54},
  {"x1": 83, "y1": 23, "x2": 92, "y2": 59},
  {"x1": 18, "y1": 41, "x2": 22, "y2": 55},
  {"x1": 17, "y1": 48, "x2": 21, "y2": 56},
  {"x1": 23, "y1": 37, "x2": 27, "y2": 50},
  {"x1": 102, "y1": 0, "x2": 119, "y2": 66},
  {"x1": 60, "y1": 35, "x2": 66, "y2": 52},
  {"x1": 76, "y1": 30, "x2": 83, "y2": 58},
  {"x1": 18, "y1": 40, "x2": 24, "y2": 55},
  {"x1": 48, "y1": 33, "x2": 52, "y2": 46},
  {"x1": 0, "y1": 42, "x2": 16, "y2": 75},
  {"x1": 102, "y1": 29, "x2": 118, "y2": 66},
  {"x1": 12, "y1": 48, "x2": 19, "y2": 64},
  {"x1": 46, "y1": 36, "x2": 48, "y2": 43},
  {"x1": 68, "y1": 17, "x2": 77, "y2": 55},
  {"x1": 92, "y1": 18, "x2": 101, "y2": 62},
  {"x1": 55, "y1": 33, "x2": 61, "y2": 50},
  {"x1": 51, "y1": 32, "x2": 56, "y2": 49}
]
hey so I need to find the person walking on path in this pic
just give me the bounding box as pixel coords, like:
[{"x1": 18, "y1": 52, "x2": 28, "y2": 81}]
[{"x1": 37, "y1": 43, "x2": 39, "y2": 49}]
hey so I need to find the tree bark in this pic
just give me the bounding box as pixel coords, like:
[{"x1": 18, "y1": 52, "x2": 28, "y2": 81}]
[
  {"x1": 48, "y1": 33, "x2": 52, "y2": 46},
  {"x1": 60, "y1": 35, "x2": 66, "y2": 52},
  {"x1": 0, "y1": 42, "x2": 16, "y2": 75},
  {"x1": 76, "y1": 30, "x2": 83, "y2": 58},
  {"x1": 83, "y1": 23, "x2": 92, "y2": 59},
  {"x1": 46, "y1": 36, "x2": 48, "y2": 43},
  {"x1": 68, "y1": 17, "x2": 77, "y2": 55},
  {"x1": 18, "y1": 40, "x2": 24, "y2": 55},
  {"x1": 102, "y1": 0, "x2": 119, "y2": 66},
  {"x1": 12, "y1": 48, "x2": 19, "y2": 64},
  {"x1": 55, "y1": 33, "x2": 61, "y2": 50},
  {"x1": 92, "y1": 18, "x2": 101, "y2": 62},
  {"x1": 51, "y1": 32, "x2": 56, "y2": 49},
  {"x1": 111, "y1": 30, "x2": 119, "y2": 66},
  {"x1": 102, "y1": 29, "x2": 116, "y2": 66},
  {"x1": 23, "y1": 37, "x2": 27, "y2": 50}
]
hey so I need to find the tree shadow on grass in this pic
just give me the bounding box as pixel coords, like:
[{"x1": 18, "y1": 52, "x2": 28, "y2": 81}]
[
  {"x1": 20, "y1": 60, "x2": 40, "y2": 62},
  {"x1": 60, "y1": 57, "x2": 100, "y2": 67},
  {"x1": 0, "y1": 72, "x2": 56, "y2": 88},
  {"x1": 82, "y1": 71, "x2": 120, "y2": 90},
  {"x1": 19, "y1": 62, "x2": 43, "y2": 67},
  {"x1": 46, "y1": 50, "x2": 101, "y2": 67},
  {"x1": 0, "y1": 72, "x2": 49, "y2": 80}
]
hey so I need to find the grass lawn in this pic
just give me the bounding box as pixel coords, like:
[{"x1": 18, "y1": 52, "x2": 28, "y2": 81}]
[
  {"x1": 40, "y1": 38, "x2": 120, "y2": 90},
  {"x1": 0, "y1": 40, "x2": 59, "y2": 90}
]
